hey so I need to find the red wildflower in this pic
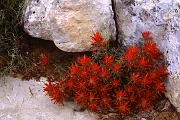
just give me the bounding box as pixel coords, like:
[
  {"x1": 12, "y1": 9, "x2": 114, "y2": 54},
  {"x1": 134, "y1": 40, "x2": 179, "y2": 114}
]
[
  {"x1": 69, "y1": 64, "x2": 78, "y2": 74},
  {"x1": 149, "y1": 70, "x2": 159, "y2": 79},
  {"x1": 87, "y1": 93, "x2": 100, "y2": 110},
  {"x1": 78, "y1": 55, "x2": 91, "y2": 65},
  {"x1": 130, "y1": 72, "x2": 140, "y2": 84},
  {"x1": 88, "y1": 102, "x2": 100, "y2": 110},
  {"x1": 143, "y1": 41, "x2": 160, "y2": 58},
  {"x1": 115, "y1": 90, "x2": 128, "y2": 102},
  {"x1": 91, "y1": 32, "x2": 104, "y2": 43},
  {"x1": 75, "y1": 90, "x2": 87, "y2": 105},
  {"x1": 124, "y1": 45, "x2": 139, "y2": 61},
  {"x1": 142, "y1": 31, "x2": 151, "y2": 39},
  {"x1": 88, "y1": 92, "x2": 97, "y2": 102},
  {"x1": 155, "y1": 81, "x2": 165, "y2": 94},
  {"x1": 141, "y1": 89, "x2": 156, "y2": 100},
  {"x1": 113, "y1": 62, "x2": 121, "y2": 72},
  {"x1": 39, "y1": 54, "x2": 49, "y2": 68},
  {"x1": 80, "y1": 69, "x2": 88, "y2": 76},
  {"x1": 138, "y1": 56, "x2": 151, "y2": 67},
  {"x1": 87, "y1": 75, "x2": 98, "y2": 86},
  {"x1": 138, "y1": 98, "x2": 153, "y2": 111},
  {"x1": 101, "y1": 68, "x2": 109, "y2": 77},
  {"x1": 102, "y1": 96, "x2": 111, "y2": 106},
  {"x1": 43, "y1": 81, "x2": 53, "y2": 93},
  {"x1": 91, "y1": 63, "x2": 100, "y2": 71},
  {"x1": 104, "y1": 54, "x2": 114, "y2": 64},
  {"x1": 110, "y1": 79, "x2": 121, "y2": 88},
  {"x1": 64, "y1": 77, "x2": 74, "y2": 88},
  {"x1": 99, "y1": 85, "x2": 110, "y2": 93},
  {"x1": 141, "y1": 74, "x2": 152, "y2": 86},
  {"x1": 75, "y1": 79, "x2": 86, "y2": 90},
  {"x1": 43, "y1": 82, "x2": 66, "y2": 104},
  {"x1": 125, "y1": 83, "x2": 135, "y2": 93},
  {"x1": 116, "y1": 101, "x2": 130, "y2": 114},
  {"x1": 51, "y1": 88, "x2": 66, "y2": 104},
  {"x1": 157, "y1": 66, "x2": 167, "y2": 75}
]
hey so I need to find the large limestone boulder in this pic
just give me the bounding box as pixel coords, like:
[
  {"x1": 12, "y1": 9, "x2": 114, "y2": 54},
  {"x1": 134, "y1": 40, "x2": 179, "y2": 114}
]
[
  {"x1": 113, "y1": 0, "x2": 180, "y2": 112},
  {"x1": 23, "y1": 0, "x2": 116, "y2": 52}
]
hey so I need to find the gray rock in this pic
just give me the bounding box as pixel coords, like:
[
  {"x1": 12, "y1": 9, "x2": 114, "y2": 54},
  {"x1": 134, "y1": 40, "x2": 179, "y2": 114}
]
[
  {"x1": 113, "y1": 0, "x2": 180, "y2": 112},
  {"x1": 23, "y1": 0, "x2": 116, "y2": 52},
  {"x1": 0, "y1": 77, "x2": 97, "y2": 120}
]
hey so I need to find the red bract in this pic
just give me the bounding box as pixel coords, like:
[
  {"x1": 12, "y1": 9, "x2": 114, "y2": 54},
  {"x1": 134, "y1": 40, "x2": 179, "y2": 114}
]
[
  {"x1": 91, "y1": 63, "x2": 100, "y2": 71},
  {"x1": 88, "y1": 101, "x2": 100, "y2": 110},
  {"x1": 43, "y1": 81, "x2": 53, "y2": 93},
  {"x1": 91, "y1": 32, "x2": 104, "y2": 43},
  {"x1": 157, "y1": 66, "x2": 167, "y2": 75},
  {"x1": 43, "y1": 31, "x2": 168, "y2": 117},
  {"x1": 99, "y1": 84, "x2": 110, "y2": 93},
  {"x1": 88, "y1": 75, "x2": 98, "y2": 86},
  {"x1": 155, "y1": 81, "x2": 165, "y2": 94},
  {"x1": 75, "y1": 79, "x2": 86, "y2": 91},
  {"x1": 104, "y1": 54, "x2": 114, "y2": 64},
  {"x1": 75, "y1": 90, "x2": 87, "y2": 105},
  {"x1": 113, "y1": 62, "x2": 121, "y2": 72},
  {"x1": 69, "y1": 64, "x2": 78, "y2": 74},
  {"x1": 138, "y1": 56, "x2": 151, "y2": 67},
  {"x1": 64, "y1": 77, "x2": 74, "y2": 88},
  {"x1": 138, "y1": 98, "x2": 153, "y2": 111},
  {"x1": 110, "y1": 79, "x2": 121, "y2": 88},
  {"x1": 130, "y1": 72, "x2": 140, "y2": 84},
  {"x1": 142, "y1": 31, "x2": 151, "y2": 39},
  {"x1": 78, "y1": 55, "x2": 91, "y2": 65},
  {"x1": 101, "y1": 96, "x2": 111, "y2": 107},
  {"x1": 116, "y1": 101, "x2": 130, "y2": 115},
  {"x1": 124, "y1": 45, "x2": 138, "y2": 61},
  {"x1": 100, "y1": 67, "x2": 109, "y2": 77},
  {"x1": 149, "y1": 70, "x2": 159, "y2": 79},
  {"x1": 43, "y1": 82, "x2": 66, "y2": 104},
  {"x1": 141, "y1": 74, "x2": 152, "y2": 86},
  {"x1": 87, "y1": 93, "x2": 100, "y2": 110},
  {"x1": 115, "y1": 90, "x2": 128, "y2": 102},
  {"x1": 39, "y1": 54, "x2": 49, "y2": 68},
  {"x1": 143, "y1": 41, "x2": 160, "y2": 58},
  {"x1": 80, "y1": 69, "x2": 88, "y2": 76}
]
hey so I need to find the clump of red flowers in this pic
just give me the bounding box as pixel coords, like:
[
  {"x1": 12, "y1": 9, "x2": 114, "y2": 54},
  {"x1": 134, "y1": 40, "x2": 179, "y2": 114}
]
[{"x1": 43, "y1": 31, "x2": 168, "y2": 117}]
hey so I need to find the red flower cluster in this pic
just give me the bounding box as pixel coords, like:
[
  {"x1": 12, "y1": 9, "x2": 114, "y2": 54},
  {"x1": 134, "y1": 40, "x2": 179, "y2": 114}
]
[{"x1": 43, "y1": 32, "x2": 168, "y2": 117}]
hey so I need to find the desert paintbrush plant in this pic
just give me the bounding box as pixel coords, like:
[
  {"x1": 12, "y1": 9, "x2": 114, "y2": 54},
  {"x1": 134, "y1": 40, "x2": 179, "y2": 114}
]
[{"x1": 43, "y1": 32, "x2": 168, "y2": 117}]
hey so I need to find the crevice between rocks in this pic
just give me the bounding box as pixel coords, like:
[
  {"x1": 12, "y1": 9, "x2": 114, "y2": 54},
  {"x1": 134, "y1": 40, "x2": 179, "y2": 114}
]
[
  {"x1": 111, "y1": 0, "x2": 119, "y2": 42},
  {"x1": 111, "y1": 0, "x2": 125, "y2": 49}
]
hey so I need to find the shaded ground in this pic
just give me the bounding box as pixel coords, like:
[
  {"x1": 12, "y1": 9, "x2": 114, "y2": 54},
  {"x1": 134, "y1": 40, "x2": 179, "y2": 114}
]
[{"x1": 0, "y1": 33, "x2": 90, "y2": 81}]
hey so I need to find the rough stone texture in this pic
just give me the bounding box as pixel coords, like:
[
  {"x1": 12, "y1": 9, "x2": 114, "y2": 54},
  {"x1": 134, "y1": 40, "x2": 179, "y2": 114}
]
[
  {"x1": 0, "y1": 77, "x2": 97, "y2": 120},
  {"x1": 23, "y1": 0, "x2": 116, "y2": 52},
  {"x1": 113, "y1": 0, "x2": 180, "y2": 112}
]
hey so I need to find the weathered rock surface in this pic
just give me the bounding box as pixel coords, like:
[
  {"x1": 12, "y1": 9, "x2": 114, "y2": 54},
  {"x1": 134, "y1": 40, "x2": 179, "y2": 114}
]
[
  {"x1": 113, "y1": 0, "x2": 180, "y2": 112},
  {"x1": 0, "y1": 77, "x2": 97, "y2": 120},
  {"x1": 23, "y1": 0, "x2": 116, "y2": 52}
]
